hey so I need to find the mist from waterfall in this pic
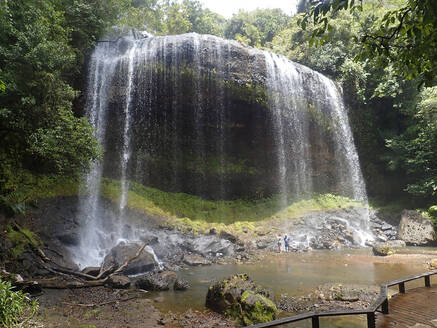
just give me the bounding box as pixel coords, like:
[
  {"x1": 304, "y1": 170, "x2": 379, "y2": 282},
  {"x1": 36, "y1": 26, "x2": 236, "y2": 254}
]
[{"x1": 72, "y1": 32, "x2": 372, "y2": 268}]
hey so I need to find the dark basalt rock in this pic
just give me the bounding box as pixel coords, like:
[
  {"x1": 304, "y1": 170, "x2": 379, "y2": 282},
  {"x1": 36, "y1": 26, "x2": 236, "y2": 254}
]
[
  {"x1": 135, "y1": 271, "x2": 178, "y2": 291},
  {"x1": 95, "y1": 33, "x2": 345, "y2": 201},
  {"x1": 102, "y1": 242, "x2": 158, "y2": 275},
  {"x1": 174, "y1": 278, "x2": 190, "y2": 291},
  {"x1": 106, "y1": 275, "x2": 131, "y2": 289}
]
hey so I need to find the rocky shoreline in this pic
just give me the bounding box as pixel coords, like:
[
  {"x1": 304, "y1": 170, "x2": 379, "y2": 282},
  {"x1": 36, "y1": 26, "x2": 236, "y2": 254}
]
[{"x1": 5, "y1": 196, "x2": 433, "y2": 273}]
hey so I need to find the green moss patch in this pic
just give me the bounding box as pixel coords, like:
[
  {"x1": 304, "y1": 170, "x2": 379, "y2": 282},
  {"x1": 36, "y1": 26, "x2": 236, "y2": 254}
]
[{"x1": 99, "y1": 178, "x2": 364, "y2": 231}]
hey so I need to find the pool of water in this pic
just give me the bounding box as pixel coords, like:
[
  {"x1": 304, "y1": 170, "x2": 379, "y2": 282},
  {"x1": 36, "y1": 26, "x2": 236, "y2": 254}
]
[{"x1": 150, "y1": 247, "x2": 437, "y2": 327}]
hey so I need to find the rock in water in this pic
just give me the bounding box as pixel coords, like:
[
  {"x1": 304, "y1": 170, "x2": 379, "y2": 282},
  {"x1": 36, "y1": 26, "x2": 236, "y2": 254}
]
[
  {"x1": 205, "y1": 273, "x2": 277, "y2": 325},
  {"x1": 174, "y1": 278, "x2": 190, "y2": 291},
  {"x1": 102, "y1": 242, "x2": 157, "y2": 275},
  {"x1": 398, "y1": 210, "x2": 436, "y2": 245},
  {"x1": 372, "y1": 240, "x2": 406, "y2": 256},
  {"x1": 135, "y1": 271, "x2": 178, "y2": 291}
]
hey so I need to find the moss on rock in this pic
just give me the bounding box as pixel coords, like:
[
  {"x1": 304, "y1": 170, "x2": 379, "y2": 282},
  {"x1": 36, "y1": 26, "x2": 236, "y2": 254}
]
[{"x1": 205, "y1": 273, "x2": 277, "y2": 325}]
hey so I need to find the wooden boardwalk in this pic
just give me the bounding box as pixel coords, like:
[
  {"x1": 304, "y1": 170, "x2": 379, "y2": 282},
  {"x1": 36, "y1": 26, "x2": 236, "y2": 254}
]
[
  {"x1": 377, "y1": 286, "x2": 437, "y2": 328},
  {"x1": 247, "y1": 272, "x2": 437, "y2": 328}
]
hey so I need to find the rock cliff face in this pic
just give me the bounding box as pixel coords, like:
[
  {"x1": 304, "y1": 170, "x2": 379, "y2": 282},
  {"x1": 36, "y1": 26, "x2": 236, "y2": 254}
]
[
  {"x1": 75, "y1": 31, "x2": 370, "y2": 267},
  {"x1": 88, "y1": 32, "x2": 364, "y2": 201}
]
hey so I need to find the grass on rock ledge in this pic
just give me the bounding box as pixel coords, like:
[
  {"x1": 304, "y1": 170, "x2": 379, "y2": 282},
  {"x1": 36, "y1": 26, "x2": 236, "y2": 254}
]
[
  {"x1": 100, "y1": 178, "x2": 364, "y2": 228},
  {"x1": 2, "y1": 172, "x2": 365, "y2": 233}
]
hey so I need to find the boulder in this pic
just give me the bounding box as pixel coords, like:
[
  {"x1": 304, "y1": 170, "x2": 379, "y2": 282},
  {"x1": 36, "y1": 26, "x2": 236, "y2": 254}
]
[
  {"x1": 135, "y1": 271, "x2": 178, "y2": 291},
  {"x1": 102, "y1": 242, "x2": 158, "y2": 275},
  {"x1": 372, "y1": 243, "x2": 394, "y2": 256},
  {"x1": 182, "y1": 254, "x2": 211, "y2": 266},
  {"x1": 255, "y1": 239, "x2": 270, "y2": 249},
  {"x1": 174, "y1": 278, "x2": 190, "y2": 291},
  {"x1": 219, "y1": 231, "x2": 237, "y2": 243},
  {"x1": 205, "y1": 273, "x2": 277, "y2": 325},
  {"x1": 191, "y1": 236, "x2": 234, "y2": 257},
  {"x1": 106, "y1": 275, "x2": 131, "y2": 289},
  {"x1": 372, "y1": 240, "x2": 406, "y2": 256},
  {"x1": 398, "y1": 210, "x2": 436, "y2": 245}
]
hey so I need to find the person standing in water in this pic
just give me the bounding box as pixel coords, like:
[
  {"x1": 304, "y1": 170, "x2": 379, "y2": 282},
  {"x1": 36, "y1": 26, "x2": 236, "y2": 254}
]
[
  {"x1": 284, "y1": 234, "x2": 291, "y2": 252},
  {"x1": 277, "y1": 234, "x2": 282, "y2": 253}
]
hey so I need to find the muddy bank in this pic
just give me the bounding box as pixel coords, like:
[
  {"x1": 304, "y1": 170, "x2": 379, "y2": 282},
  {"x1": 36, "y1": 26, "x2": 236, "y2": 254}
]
[{"x1": 38, "y1": 286, "x2": 236, "y2": 328}]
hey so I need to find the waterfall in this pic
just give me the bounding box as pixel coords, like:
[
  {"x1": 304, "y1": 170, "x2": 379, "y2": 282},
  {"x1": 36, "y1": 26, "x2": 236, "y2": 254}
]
[
  {"x1": 119, "y1": 43, "x2": 137, "y2": 214},
  {"x1": 72, "y1": 40, "x2": 119, "y2": 267},
  {"x1": 73, "y1": 32, "x2": 372, "y2": 267},
  {"x1": 264, "y1": 52, "x2": 372, "y2": 243}
]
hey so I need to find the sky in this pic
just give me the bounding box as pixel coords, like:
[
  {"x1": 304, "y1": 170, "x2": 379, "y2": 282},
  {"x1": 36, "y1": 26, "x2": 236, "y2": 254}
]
[{"x1": 200, "y1": 0, "x2": 299, "y2": 18}]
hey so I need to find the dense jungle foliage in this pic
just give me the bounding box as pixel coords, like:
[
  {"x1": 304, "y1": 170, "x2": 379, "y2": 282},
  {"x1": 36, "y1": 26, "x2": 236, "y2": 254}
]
[{"x1": 0, "y1": 0, "x2": 436, "y2": 215}]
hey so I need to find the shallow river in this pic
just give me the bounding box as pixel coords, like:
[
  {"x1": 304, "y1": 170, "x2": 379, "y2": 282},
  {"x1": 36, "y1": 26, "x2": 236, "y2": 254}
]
[{"x1": 150, "y1": 247, "x2": 437, "y2": 327}]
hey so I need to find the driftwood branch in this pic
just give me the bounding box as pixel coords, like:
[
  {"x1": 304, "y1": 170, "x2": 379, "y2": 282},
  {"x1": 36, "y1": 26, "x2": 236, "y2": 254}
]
[
  {"x1": 7, "y1": 221, "x2": 149, "y2": 290},
  {"x1": 50, "y1": 266, "x2": 101, "y2": 281},
  {"x1": 112, "y1": 242, "x2": 148, "y2": 276},
  {"x1": 18, "y1": 242, "x2": 149, "y2": 289}
]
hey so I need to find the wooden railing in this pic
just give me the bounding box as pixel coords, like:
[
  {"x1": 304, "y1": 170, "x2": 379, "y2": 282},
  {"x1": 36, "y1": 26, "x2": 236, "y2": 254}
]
[{"x1": 246, "y1": 270, "x2": 437, "y2": 328}]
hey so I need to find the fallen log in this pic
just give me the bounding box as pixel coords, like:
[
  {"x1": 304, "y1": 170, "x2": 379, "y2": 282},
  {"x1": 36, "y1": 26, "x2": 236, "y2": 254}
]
[{"x1": 7, "y1": 225, "x2": 149, "y2": 290}]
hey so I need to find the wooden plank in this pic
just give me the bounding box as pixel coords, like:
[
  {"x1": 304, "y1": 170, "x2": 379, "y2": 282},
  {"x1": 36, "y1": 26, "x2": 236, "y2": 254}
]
[
  {"x1": 247, "y1": 282, "x2": 437, "y2": 328},
  {"x1": 377, "y1": 285, "x2": 437, "y2": 328}
]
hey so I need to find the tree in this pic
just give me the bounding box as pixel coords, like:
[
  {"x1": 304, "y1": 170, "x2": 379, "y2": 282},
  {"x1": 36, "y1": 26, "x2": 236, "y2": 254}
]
[
  {"x1": 300, "y1": 0, "x2": 437, "y2": 86},
  {"x1": 225, "y1": 9, "x2": 291, "y2": 47},
  {"x1": 0, "y1": 0, "x2": 128, "y2": 200},
  {"x1": 387, "y1": 87, "x2": 437, "y2": 198}
]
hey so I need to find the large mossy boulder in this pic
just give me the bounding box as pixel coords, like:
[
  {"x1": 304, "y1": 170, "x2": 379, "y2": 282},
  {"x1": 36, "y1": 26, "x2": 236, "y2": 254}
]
[
  {"x1": 205, "y1": 273, "x2": 277, "y2": 325},
  {"x1": 372, "y1": 243, "x2": 394, "y2": 256},
  {"x1": 372, "y1": 240, "x2": 406, "y2": 256}
]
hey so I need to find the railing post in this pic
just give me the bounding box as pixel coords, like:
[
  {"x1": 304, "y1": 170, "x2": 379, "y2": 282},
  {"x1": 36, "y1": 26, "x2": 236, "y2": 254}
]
[
  {"x1": 382, "y1": 298, "x2": 389, "y2": 314},
  {"x1": 425, "y1": 275, "x2": 431, "y2": 288},
  {"x1": 312, "y1": 316, "x2": 320, "y2": 328},
  {"x1": 367, "y1": 312, "x2": 376, "y2": 328},
  {"x1": 399, "y1": 282, "x2": 405, "y2": 293}
]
